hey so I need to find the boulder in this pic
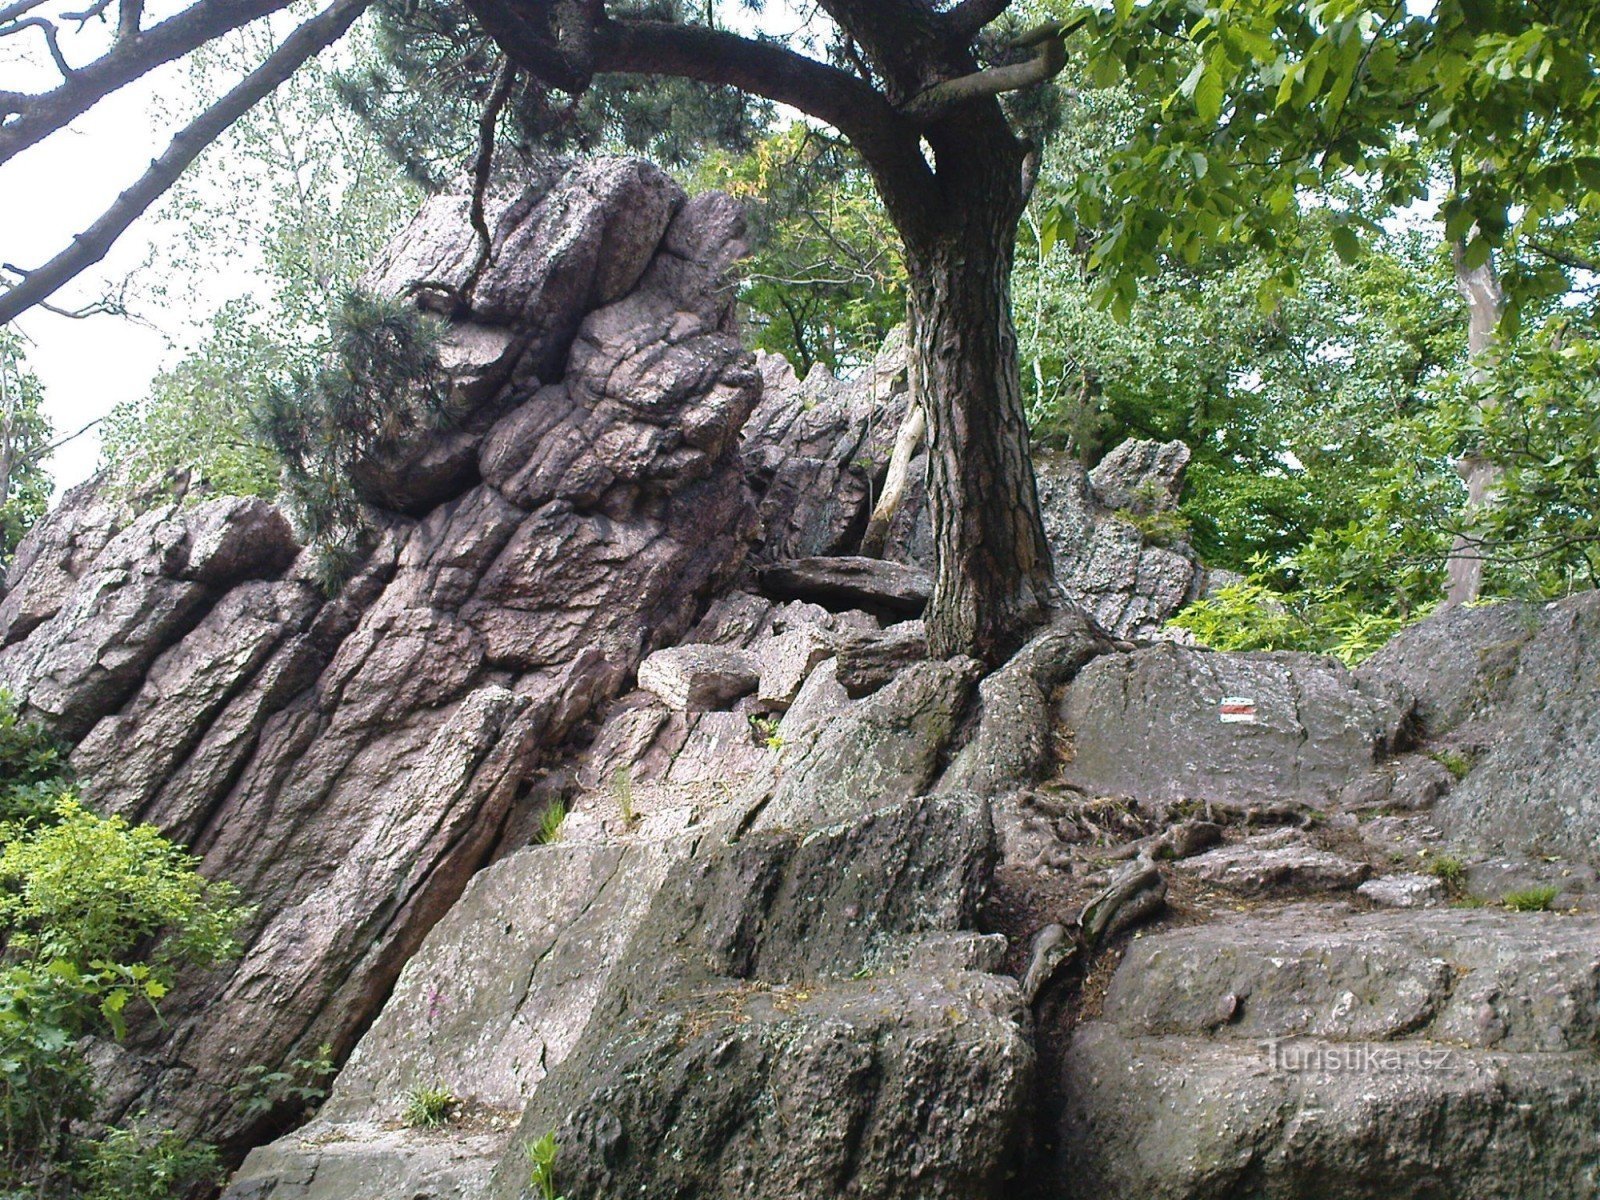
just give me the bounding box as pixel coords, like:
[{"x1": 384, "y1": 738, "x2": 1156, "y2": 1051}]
[
  {"x1": 1358, "y1": 873, "x2": 1447, "y2": 908},
  {"x1": 481, "y1": 794, "x2": 1032, "y2": 1200},
  {"x1": 1055, "y1": 643, "x2": 1412, "y2": 808},
  {"x1": 1181, "y1": 829, "x2": 1371, "y2": 894},
  {"x1": 1056, "y1": 905, "x2": 1600, "y2": 1199},
  {"x1": 757, "y1": 555, "x2": 931, "y2": 618},
  {"x1": 0, "y1": 158, "x2": 762, "y2": 1145},
  {"x1": 636, "y1": 644, "x2": 760, "y2": 711}
]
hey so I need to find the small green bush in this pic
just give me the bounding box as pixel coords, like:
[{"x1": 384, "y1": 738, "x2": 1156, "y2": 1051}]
[
  {"x1": 1503, "y1": 885, "x2": 1561, "y2": 913},
  {"x1": 76, "y1": 1122, "x2": 222, "y2": 1200},
  {"x1": 1428, "y1": 749, "x2": 1474, "y2": 782},
  {"x1": 1427, "y1": 855, "x2": 1468, "y2": 890},
  {"x1": 401, "y1": 1083, "x2": 458, "y2": 1128}
]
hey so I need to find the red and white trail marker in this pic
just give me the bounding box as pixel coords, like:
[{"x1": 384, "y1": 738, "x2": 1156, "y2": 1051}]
[{"x1": 1219, "y1": 696, "x2": 1257, "y2": 724}]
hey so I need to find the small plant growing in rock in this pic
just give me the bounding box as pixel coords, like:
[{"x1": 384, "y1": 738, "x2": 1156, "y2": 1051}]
[
  {"x1": 524, "y1": 1131, "x2": 565, "y2": 1200},
  {"x1": 611, "y1": 768, "x2": 637, "y2": 829},
  {"x1": 401, "y1": 1083, "x2": 457, "y2": 1128},
  {"x1": 1502, "y1": 885, "x2": 1561, "y2": 913},
  {"x1": 533, "y1": 799, "x2": 567, "y2": 846},
  {"x1": 1428, "y1": 749, "x2": 1475, "y2": 782},
  {"x1": 748, "y1": 714, "x2": 783, "y2": 751},
  {"x1": 230, "y1": 1043, "x2": 336, "y2": 1120},
  {"x1": 1427, "y1": 855, "x2": 1468, "y2": 891}
]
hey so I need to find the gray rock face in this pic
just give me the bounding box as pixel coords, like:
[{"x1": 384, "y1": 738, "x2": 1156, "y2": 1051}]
[
  {"x1": 1391, "y1": 595, "x2": 1599, "y2": 866},
  {"x1": 1055, "y1": 643, "x2": 1412, "y2": 807},
  {"x1": 481, "y1": 794, "x2": 1031, "y2": 1200},
  {"x1": 1034, "y1": 446, "x2": 1204, "y2": 640},
  {"x1": 0, "y1": 158, "x2": 760, "y2": 1145},
  {"x1": 226, "y1": 839, "x2": 686, "y2": 1199},
  {"x1": 742, "y1": 332, "x2": 911, "y2": 563},
  {"x1": 1057, "y1": 905, "x2": 1600, "y2": 1200},
  {"x1": 1356, "y1": 598, "x2": 1541, "y2": 738}
]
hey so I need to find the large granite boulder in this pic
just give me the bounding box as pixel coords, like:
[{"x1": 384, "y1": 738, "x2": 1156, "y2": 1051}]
[
  {"x1": 0, "y1": 158, "x2": 760, "y2": 1147},
  {"x1": 482, "y1": 793, "x2": 1031, "y2": 1200}
]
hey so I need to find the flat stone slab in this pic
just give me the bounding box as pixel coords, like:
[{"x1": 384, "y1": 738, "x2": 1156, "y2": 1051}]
[
  {"x1": 1055, "y1": 643, "x2": 1411, "y2": 808},
  {"x1": 636, "y1": 643, "x2": 759, "y2": 711},
  {"x1": 1181, "y1": 830, "x2": 1371, "y2": 895},
  {"x1": 757, "y1": 556, "x2": 930, "y2": 617}
]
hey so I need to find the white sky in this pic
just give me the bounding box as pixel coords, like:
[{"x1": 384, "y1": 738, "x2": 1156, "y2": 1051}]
[{"x1": 0, "y1": 0, "x2": 815, "y2": 494}]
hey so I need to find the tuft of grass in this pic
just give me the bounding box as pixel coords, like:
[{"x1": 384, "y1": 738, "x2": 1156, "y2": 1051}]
[
  {"x1": 401, "y1": 1083, "x2": 457, "y2": 1128},
  {"x1": 525, "y1": 1131, "x2": 565, "y2": 1200},
  {"x1": 1427, "y1": 855, "x2": 1468, "y2": 890},
  {"x1": 1428, "y1": 749, "x2": 1475, "y2": 782},
  {"x1": 1502, "y1": 885, "x2": 1561, "y2": 913},
  {"x1": 534, "y1": 798, "x2": 567, "y2": 846},
  {"x1": 1450, "y1": 894, "x2": 1488, "y2": 909},
  {"x1": 612, "y1": 767, "x2": 636, "y2": 828}
]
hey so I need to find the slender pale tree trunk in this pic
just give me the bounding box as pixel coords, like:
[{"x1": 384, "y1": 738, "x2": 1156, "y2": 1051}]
[
  {"x1": 860, "y1": 401, "x2": 925, "y2": 558},
  {"x1": 1443, "y1": 242, "x2": 1506, "y2": 606}
]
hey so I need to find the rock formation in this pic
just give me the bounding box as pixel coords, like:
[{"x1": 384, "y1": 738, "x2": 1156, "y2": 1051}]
[{"x1": 2, "y1": 159, "x2": 1596, "y2": 1200}]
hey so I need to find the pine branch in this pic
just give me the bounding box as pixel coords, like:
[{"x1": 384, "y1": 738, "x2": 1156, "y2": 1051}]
[{"x1": 0, "y1": 0, "x2": 370, "y2": 327}]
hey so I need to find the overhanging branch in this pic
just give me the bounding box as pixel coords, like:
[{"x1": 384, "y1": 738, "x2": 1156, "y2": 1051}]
[
  {"x1": 0, "y1": 0, "x2": 369, "y2": 327},
  {"x1": 0, "y1": 0, "x2": 298, "y2": 167},
  {"x1": 898, "y1": 17, "x2": 1079, "y2": 122}
]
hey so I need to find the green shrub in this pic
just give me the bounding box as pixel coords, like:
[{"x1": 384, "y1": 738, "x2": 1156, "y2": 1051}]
[
  {"x1": 401, "y1": 1083, "x2": 457, "y2": 1128},
  {"x1": 76, "y1": 1122, "x2": 222, "y2": 1200},
  {"x1": 1427, "y1": 855, "x2": 1468, "y2": 891},
  {"x1": 1503, "y1": 885, "x2": 1561, "y2": 913},
  {"x1": 0, "y1": 789, "x2": 246, "y2": 1195},
  {"x1": 0, "y1": 692, "x2": 69, "y2": 826}
]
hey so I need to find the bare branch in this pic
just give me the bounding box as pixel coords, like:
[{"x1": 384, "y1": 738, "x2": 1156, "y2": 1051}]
[
  {"x1": 0, "y1": 0, "x2": 300, "y2": 167},
  {"x1": 461, "y1": 56, "x2": 514, "y2": 298},
  {"x1": 1, "y1": 16, "x2": 75, "y2": 77},
  {"x1": 899, "y1": 18, "x2": 1078, "y2": 121},
  {"x1": 0, "y1": 0, "x2": 48, "y2": 26},
  {"x1": 0, "y1": 0, "x2": 370, "y2": 327},
  {"x1": 1528, "y1": 238, "x2": 1600, "y2": 275},
  {"x1": 61, "y1": 0, "x2": 114, "y2": 26}
]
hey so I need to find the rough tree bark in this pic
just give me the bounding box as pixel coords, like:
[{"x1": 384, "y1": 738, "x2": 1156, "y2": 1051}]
[
  {"x1": 1443, "y1": 242, "x2": 1506, "y2": 606},
  {"x1": 900, "y1": 125, "x2": 1056, "y2": 659}
]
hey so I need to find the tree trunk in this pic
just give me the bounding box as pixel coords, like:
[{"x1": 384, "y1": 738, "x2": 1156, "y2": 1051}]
[
  {"x1": 860, "y1": 401, "x2": 925, "y2": 558},
  {"x1": 1443, "y1": 244, "x2": 1506, "y2": 606},
  {"x1": 902, "y1": 157, "x2": 1058, "y2": 663}
]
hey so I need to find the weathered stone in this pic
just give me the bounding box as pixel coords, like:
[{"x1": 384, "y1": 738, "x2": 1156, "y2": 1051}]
[
  {"x1": 1056, "y1": 643, "x2": 1412, "y2": 808},
  {"x1": 1056, "y1": 905, "x2": 1600, "y2": 1200},
  {"x1": 938, "y1": 609, "x2": 1111, "y2": 798},
  {"x1": 636, "y1": 643, "x2": 760, "y2": 710},
  {"x1": 1357, "y1": 597, "x2": 1540, "y2": 737},
  {"x1": 1429, "y1": 594, "x2": 1600, "y2": 866},
  {"x1": 754, "y1": 625, "x2": 834, "y2": 709},
  {"x1": 756, "y1": 656, "x2": 983, "y2": 832},
  {"x1": 480, "y1": 794, "x2": 1031, "y2": 1200},
  {"x1": 1358, "y1": 873, "x2": 1447, "y2": 908},
  {"x1": 1086, "y1": 438, "x2": 1191, "y2": 513},
  {"x1": 834, "y1": 618, "x2": 927, "y2": 697},
  {"x1": 758, "y1": 555, "x2": 931, "y2": 618},
  {"x1": 0, "y1": 157, "x2": 763, "y2": 1148},
  {"x1": 226, "y1": 839, "x2": 685, "y2": 1200},
  {"x1": 742, "y1": 330, "x2": 910, "y2": 562},
  {"x1": 1182, "y1": 830, "x2": 1370, "y2": 894}
]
